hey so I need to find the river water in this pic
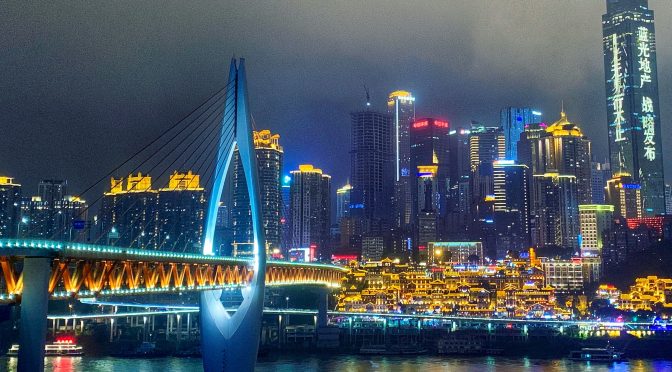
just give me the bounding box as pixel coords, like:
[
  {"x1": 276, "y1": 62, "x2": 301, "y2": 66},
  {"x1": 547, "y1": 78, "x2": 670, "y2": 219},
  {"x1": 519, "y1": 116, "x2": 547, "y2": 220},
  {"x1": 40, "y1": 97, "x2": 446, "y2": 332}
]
[{"x1": 2, "y1": 355, "x2": 671, "y2": 371}]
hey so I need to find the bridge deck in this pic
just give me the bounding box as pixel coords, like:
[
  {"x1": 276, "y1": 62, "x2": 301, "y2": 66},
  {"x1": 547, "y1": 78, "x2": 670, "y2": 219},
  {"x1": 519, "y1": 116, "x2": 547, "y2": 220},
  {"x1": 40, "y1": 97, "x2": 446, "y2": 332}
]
[{"x1": 0, "y1": 239, "x2": 345, "y2": 302}]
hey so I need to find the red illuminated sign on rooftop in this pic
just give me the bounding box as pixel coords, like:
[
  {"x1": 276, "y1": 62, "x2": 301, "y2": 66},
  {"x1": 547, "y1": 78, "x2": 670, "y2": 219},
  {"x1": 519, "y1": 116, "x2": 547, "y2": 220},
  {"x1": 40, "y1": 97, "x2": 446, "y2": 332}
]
[{"x1": 413, "y1": 120, "x2": 428, "y2": 129}]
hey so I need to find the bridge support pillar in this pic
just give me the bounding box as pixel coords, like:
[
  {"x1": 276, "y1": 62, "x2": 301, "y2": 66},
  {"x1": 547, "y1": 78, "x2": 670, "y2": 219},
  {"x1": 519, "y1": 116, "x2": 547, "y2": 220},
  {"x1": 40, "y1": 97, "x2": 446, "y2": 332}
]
[
  {"x1": 18, "y1": 257, "x2": 51, "y2": 372},
  {"x1": 317, "y1": 289, "x2": 328, "y2": 328}
]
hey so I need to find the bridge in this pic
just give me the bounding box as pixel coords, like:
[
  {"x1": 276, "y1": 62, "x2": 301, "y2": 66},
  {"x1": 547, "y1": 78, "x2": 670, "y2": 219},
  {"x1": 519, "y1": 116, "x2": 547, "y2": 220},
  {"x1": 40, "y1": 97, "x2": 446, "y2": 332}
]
[
  {"x1": 5, "y1": 58, "x2": 341, "y2": 372},
  {"x1": 0, "y1": 238, "x2": 344, "y2": 302}
]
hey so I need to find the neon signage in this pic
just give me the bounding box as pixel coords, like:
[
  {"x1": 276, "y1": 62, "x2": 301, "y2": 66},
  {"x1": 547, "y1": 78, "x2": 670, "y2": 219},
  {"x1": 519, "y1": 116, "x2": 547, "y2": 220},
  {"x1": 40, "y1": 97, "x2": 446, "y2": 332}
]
[
  {"x1": 611, "y1": 33, "x2": 625, "y2": 142},
  {"x1": 638, "y1": 27, "x2": 656, "y2": 161},
  {"x1": 413, "y1": 120, "x2": 428, "y2": 129}
]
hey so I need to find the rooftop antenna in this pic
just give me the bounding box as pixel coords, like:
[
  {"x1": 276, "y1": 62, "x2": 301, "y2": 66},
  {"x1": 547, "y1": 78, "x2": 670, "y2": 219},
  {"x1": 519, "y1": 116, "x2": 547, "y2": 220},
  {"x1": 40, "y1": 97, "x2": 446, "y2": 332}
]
[{"x1": 364, "y1": 85, "x2": 371, "y2": 107}]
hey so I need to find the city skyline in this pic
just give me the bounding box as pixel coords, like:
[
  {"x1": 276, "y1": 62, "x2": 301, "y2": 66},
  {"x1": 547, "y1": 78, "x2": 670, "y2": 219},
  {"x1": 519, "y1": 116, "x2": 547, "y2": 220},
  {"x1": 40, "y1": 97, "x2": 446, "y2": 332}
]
[
  {"x1": 5, "y1": 2, "x2": 672, "y2": 369},
  {"x1": 2, "y1": 2, "x2": 672, "y2": 193}
]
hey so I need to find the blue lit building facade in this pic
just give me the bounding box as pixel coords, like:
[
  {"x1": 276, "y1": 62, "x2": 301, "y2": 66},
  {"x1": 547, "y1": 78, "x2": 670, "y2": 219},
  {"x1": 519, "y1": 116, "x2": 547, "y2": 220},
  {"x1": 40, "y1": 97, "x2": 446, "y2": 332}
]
[{"x1": 500, "y1": 107, "x2": 541, "y2": 160}]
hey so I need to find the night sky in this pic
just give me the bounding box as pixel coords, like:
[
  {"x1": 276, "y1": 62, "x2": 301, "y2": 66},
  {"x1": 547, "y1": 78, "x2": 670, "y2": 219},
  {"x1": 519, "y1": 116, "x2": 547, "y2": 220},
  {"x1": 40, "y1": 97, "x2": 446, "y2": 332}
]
[{"x1": 2, "y1": 1, "x2": 672, "y2": 198}]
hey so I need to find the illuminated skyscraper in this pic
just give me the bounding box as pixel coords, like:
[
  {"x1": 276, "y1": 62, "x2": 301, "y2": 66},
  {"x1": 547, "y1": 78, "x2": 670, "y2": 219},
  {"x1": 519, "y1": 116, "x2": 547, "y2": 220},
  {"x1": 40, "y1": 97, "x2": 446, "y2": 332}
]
[
  {"x1": 531, "y1": 173, "x2": 580, "y2": 252},
  {"x1": 336, "y1": 183, "x2": 352, "y2": 221},
  {"x1": 468, "y1": 122, "x2": 505, "y2": 255},
  {"x1": 578, "y1": 204, "x2": 614, "y2": 257},
  {"x1": 500, "y1": 107, "x2": 541, "y2": 160},
  {"x1": 414, "y1": 165, "x2": 440, "y2": 260},
  {"x1": 606, "y1": 174, "x2": 642, "y2": 218},
  {"x1": 532, "y1": 110, "x2": 592, "y2": 205},
  {"x1": 493, "y1": 160, "x2": 530, "y2": 257},
  {"x1": 0, "y1": 176, "x2": 22, "y2": 238},
  {"x1": 468, "y1": 122, "x2": 505, "y2": 174},
  {"x1": 410, "y1": 118, "x2": 450, "y2": 218},
  {"x1": 232, "y1": 130, "x2": 283, "y2": 253},
  {"x1": 157, "y1": 171, "x2": 205, "y2": 253},
  {"x1": 350, "y1": 110, "x2": 393, "y2": 233},
  {"x1": 603, "y1": 0, "x2": 665, "y2": 215},
  {"x1": 387, "y1": 90, "x2": 415, "y2": 227},
  {"x1": 289, "y1": 164, "x2": 331, "y2": 259}
]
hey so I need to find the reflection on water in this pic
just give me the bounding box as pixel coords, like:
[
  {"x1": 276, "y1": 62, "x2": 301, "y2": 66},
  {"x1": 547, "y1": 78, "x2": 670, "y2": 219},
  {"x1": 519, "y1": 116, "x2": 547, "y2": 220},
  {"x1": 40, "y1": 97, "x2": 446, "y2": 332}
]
[{"x1": 0, "y1": 355, "x2": 671, "y2": 372}]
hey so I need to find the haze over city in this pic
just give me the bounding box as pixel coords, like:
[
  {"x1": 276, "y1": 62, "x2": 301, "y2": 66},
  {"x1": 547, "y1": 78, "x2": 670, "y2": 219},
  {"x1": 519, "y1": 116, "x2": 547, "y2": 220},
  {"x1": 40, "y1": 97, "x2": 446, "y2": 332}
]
[{"x1": 3, "y1": 1, "x2": 672, "y2": 190}]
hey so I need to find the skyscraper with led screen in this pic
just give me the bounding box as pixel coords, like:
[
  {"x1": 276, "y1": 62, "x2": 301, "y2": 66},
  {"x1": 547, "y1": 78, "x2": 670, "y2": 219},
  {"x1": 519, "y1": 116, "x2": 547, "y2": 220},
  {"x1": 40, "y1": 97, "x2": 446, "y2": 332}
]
[{"x1": 603, "y1": 0, "x2": 664, "y2": 215}]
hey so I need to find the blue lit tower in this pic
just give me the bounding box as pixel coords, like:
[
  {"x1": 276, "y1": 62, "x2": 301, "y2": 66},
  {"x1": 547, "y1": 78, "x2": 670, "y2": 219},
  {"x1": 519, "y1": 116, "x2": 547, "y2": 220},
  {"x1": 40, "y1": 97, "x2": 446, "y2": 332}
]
[
  {"x1": 603, "y1": 0, "x2": 665, "y2": 215},
  {"x1": 500, "y1": 107, "x2": 541, "y2": 160}
]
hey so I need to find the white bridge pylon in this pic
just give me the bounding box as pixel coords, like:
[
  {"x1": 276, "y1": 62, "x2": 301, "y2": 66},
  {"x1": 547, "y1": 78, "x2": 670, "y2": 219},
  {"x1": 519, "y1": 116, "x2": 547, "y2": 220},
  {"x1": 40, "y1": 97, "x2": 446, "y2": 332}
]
[{"x1": 200, "y1": 58, "x2": 267, "y2": 372}]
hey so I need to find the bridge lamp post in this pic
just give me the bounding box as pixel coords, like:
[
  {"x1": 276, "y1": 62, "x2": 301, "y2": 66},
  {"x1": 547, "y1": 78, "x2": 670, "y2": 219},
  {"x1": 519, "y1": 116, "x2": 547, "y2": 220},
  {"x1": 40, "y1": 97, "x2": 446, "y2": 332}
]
[
  {"x1": 143, "y1": 316, "x2": 148, "y2": 342},
  {"x1": 109, "y1": 318, "x2": 114, "y2": 342},
  {"x1": 286, "y1": 296, "x2": 289, "y2": 309},
  {"x1": 17, "y1": 216, "x2": 28, "y2": 238},
  {"x1": 176, "y1": 315, "x2": 181, "y2": 348}
]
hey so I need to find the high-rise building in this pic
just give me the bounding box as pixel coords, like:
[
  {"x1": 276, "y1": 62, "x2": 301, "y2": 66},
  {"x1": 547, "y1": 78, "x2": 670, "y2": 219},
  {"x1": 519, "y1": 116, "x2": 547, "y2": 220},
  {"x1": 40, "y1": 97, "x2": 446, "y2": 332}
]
[
  {"x1": 531, "y1": 173, "x2": 580, "y2": 252},
  {"x1": 232, "y1": 130, "x2": 283, "y2": 253},
  {"x1": 493, "y1": 160, "x2": 530, "y2": 257},
  {"x1": 532, "y1": 110, "x2": 592, "y2": 205},
  {"x1": 350, "y1": 110, "x2": 394, "y2": 233},
  {"x1": 410, "y1": 118, "x2": 450, "y2": 218},
  {"x1": 0, "y1": 176, "x2": 22, "y2": 238},
  {"x1": 468, "y1": 122, "x2": 505, "y2": 173},
  {"x1": 591, "y1": 161, "x2": 611, "y2": 204},
  {"x1": 38, "y1": 179, "x2": 67, "y2": 208},
  {"x1": 281, "y1": 175, "x2": 291, "y2": 255},
  {"x1": 666, "y1": 184, "x2": 672, "y2": 214},
  {"x1": 603, "y1": 0, "x2": 665, "y2": 215},
  {"x1": 361, "y1": 236, "x2": 384, "y2": 262},
  {"x1": 578, "y1": 204, "x2": 614, "y2": 257},
  {"x1": 468, "y1": 122, "x2": 504, "y2": 256},
  {"x1": 157, "y1": 171, "x2": 205, "y2": 253},
  {"x1": 21, "y1": 180, "x2": 87, "y2": 241},
  {"x1": 336, "y1": 183, "x2": 352, "y2": 221},
  {"x1": 606, "y1": 174, "x2": 642, "y2": 218},
  {"x1": 101, "y1": 173, "x2": 159, "y2": 249},
  {"x1": 387, "y1": 91, "x2": 415, "y2": 227},
  {"x1": 500, "y1": 107, "x2": 541, "y2": 160},
  {"x1": 516, "y1": 122, "x2": 547, "y2": 172},
  {"x1": 444, "y1": 127, "x2": 472, "y2": 238},
  {"x1": 289, "y1": 164, "x2": 331, "y2": 260}
]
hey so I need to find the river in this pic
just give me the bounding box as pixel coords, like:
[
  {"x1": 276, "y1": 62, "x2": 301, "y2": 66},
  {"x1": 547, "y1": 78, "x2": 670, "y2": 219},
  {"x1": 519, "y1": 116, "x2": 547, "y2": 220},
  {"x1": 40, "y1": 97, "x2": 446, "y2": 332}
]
[{"x1": 2, "y1": 355, "x2": 671, "y2": 371}]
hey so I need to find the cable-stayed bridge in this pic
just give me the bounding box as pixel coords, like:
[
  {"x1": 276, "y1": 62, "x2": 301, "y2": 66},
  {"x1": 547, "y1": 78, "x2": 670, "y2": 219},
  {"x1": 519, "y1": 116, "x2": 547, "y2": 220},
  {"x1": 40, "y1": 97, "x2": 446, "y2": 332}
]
[{"x1": 4, "y1": 58, "x2": 340, "y2": 372}]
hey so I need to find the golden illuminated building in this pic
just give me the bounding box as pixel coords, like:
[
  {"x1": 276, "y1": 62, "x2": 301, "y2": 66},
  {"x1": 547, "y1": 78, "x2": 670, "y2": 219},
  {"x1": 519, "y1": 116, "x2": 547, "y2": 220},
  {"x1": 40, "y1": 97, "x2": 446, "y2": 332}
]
[
  {"x1": 101, "y1": 171, "x2": 205, "y2": 252},
  {"x1": 337, "y1": 259, "x2": 568, "y2": 318},
  {"x1": 161, "y1": 171, "x2": 203, "y2": 191},
  {"x1": 619, "y1": 276, "x2": 672, "y2": 312}
]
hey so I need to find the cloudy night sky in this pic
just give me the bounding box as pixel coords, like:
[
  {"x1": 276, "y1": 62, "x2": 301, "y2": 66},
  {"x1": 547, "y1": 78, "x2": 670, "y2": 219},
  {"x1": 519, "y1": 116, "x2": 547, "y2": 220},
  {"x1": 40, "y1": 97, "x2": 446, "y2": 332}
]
[{"x1": 2, "y1": 1, "x2": 672, "y2": 197}]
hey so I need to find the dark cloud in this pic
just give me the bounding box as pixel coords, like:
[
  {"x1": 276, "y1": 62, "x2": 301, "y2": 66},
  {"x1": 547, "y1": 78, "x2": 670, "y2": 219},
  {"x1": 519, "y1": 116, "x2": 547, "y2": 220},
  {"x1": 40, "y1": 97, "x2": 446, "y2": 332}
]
[{"x1": 1, "y1": 1, "x2": 671, "y2": 196}]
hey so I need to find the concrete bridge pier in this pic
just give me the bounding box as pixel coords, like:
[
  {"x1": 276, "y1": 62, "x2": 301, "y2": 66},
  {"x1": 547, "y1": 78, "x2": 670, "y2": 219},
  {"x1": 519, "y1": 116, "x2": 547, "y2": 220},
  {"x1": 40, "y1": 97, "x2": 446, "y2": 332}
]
[
  {"x1": 317, "y1": 289, "x2": 328, "y2": 328},
  {"x1": 18, "y1": 257, "x2": 51, "y2": 372}
]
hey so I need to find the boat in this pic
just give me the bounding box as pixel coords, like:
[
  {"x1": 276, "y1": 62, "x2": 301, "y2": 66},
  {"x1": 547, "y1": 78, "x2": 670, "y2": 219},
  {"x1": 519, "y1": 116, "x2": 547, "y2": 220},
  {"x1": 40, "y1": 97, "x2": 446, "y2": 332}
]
[
  {"x1": 568, "y1": 344, "x2": 625, "y2": 362},
  {"x1": 437, "y1": 336, "x2": 483, "y2": 355},
  {"x1": 359, "y1": 344, "x2": 394, "y2": 355},
  {"x1": 389, "y1": 344, "x2": 428, "y2": 355},
  {"x1": 7, "y1": 336, "x2": 84, "y2": 357}
]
